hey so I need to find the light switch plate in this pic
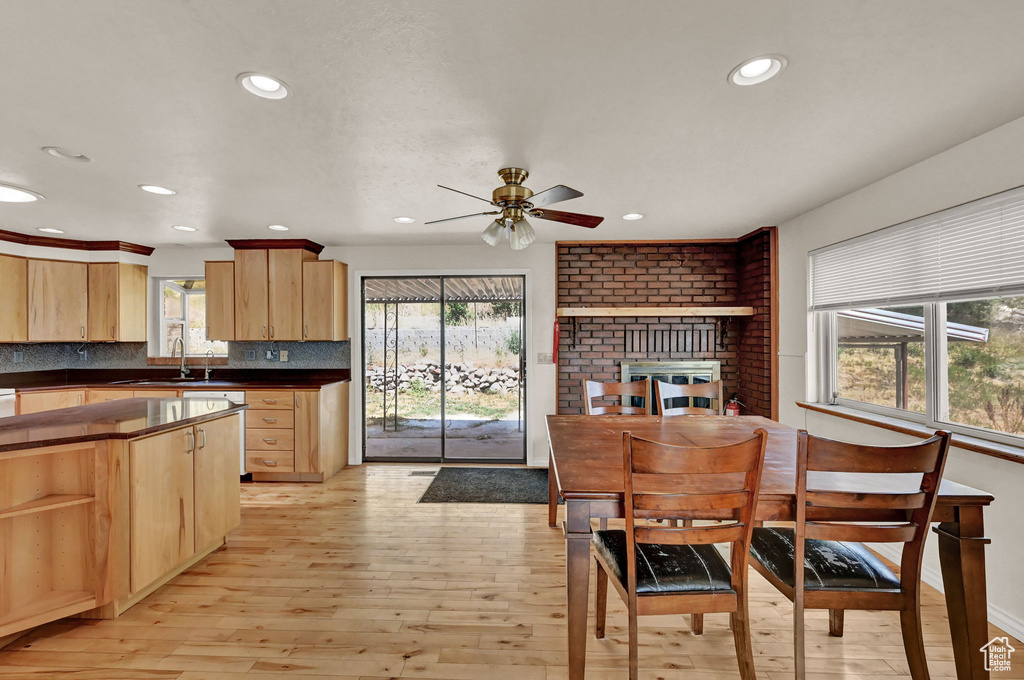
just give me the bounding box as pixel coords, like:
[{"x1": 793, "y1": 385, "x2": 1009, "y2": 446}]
[
  {"x1": 280, "y1": 350, "x2": 289, "y2": 362},
  {"x1": 13, "y1": 350, "x2": 24, "y2": 363},
  {"x1": 538, "y1": 352, "x2": 553, "y2": 364},
  {"x1": 244, "y1": 349, "x2": 256, "y2": 361}
]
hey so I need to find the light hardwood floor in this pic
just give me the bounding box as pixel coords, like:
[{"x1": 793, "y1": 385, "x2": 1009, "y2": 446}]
[{"x1": 0, "y1": 464, "x2": 1021, "y2": 679}]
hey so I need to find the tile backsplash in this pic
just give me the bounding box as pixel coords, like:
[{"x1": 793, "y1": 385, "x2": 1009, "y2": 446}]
[{"x1": 0, "y1": 341, "x2": 350, "y2": 373}]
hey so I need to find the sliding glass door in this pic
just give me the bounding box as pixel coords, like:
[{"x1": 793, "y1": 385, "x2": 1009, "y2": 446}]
[{"x1": 362, "y1": 276, "x2": 525, "y2": 463}]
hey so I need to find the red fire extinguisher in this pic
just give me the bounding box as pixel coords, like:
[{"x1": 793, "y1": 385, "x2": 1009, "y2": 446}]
[
  {"x1": 724, "y1": 395, "x2": 743, "y2": 416},
  {"x1": 552, "y1": 319, "x2": 560, "y2": 365}
]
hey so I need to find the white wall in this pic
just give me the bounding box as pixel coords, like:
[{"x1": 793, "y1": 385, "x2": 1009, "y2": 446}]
[
  {"x1": 327, "y1": 243, "x2": 556, "y2": 468},
  {"x1": 778, "y1": 114, "x2": 1024, "y2": 638}
]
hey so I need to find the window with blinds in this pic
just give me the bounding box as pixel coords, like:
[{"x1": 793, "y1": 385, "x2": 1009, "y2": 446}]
[
  {"x1": 810, "y1": 185, "x2": 1024, "y2": 311},
  {"x1": 813, "y1": 184, "x2": 1024, "y2": 447}
]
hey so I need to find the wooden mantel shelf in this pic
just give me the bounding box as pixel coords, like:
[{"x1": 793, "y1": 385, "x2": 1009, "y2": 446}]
[{"x1": 556, "y1": 306, "x2": 754, "y2": 318}]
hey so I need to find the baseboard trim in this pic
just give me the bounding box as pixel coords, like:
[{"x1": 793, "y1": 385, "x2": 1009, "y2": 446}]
[{"x1": 870, "y1": 543, "x2": 1024, "y2": 641}]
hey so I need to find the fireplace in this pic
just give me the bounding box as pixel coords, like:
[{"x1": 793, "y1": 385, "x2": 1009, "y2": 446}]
[{"x1": 620, "y1": 361, "x2": 721, "y2": 415}]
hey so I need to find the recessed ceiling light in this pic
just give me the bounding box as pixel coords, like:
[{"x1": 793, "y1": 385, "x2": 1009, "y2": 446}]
[
  {"x1": 729, "y1": 55, "x2": 787, "y2": 86},
  {"x1": 172, "y1": 225, "x2": 197, "y2": 232},
  {"x1": 623, "y1": 213, "x2": 644, "y2": 220},
  {"x1": 42, "y1": 147, "x2": 91, "y2": 163},
  {"x1": 237, "y1": 72, "x2": 289, "y2": 100},
  {"x1": 37, "y1": 227, "x2": 64, "y2": 234},
  {"x1": 0, "y1": 183, "x2": 44, "y2": 203},
  {"x1": 393, "y1": 216, "x2": 415, "y2": 224},
  {"x1": 268, "y1": 224, "x2": 289, "y2": 231},
  {"x1": 139, "y1": 184, "x2": 176, "y2": 195}
]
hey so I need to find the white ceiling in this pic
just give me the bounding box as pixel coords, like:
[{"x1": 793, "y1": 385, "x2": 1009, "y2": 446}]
[{"x1": 2, "y1": 0, "x2": 1024, "y2": 248}]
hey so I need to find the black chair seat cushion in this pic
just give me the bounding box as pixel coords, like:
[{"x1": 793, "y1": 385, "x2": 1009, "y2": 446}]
[
  {"x1": 749, "y1": 527, "x2": 901, "y2": 592},
  {"x1": 593, "y1": 529, "x2": 735, "y2": 595}
]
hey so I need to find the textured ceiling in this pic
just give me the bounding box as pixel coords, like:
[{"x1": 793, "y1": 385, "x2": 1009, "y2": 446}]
[{"x1": 2, "y1": 0, "x2": 1024, "y2": 248}]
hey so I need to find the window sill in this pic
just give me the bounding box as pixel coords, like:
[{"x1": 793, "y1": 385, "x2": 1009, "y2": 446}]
[
  {"x1": 796, "y1": 401, "x2": 1024, "y2": 465},
  {"x1": 147, "y1": 357, "x2": 229, "y2": 366}
]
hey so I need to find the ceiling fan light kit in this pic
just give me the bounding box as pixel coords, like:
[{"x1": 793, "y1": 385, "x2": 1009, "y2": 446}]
[{"x1": 429, "y1": 167, "x2": 604, "y2": 250}]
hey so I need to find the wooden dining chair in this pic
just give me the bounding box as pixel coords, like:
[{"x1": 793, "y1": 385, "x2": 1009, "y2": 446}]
[
  {"x1": 593, "y1": 428, "x2": 768, "y2": 680},
  {"x1": 584, "y1": 378, "x2": 650, "y2": 415},
  {"x1": 748, "y1": 430, "x2": 951, "y2": 680},
  {"x1": 654, "y1": 379, "x2": 724, "y2": 415}
]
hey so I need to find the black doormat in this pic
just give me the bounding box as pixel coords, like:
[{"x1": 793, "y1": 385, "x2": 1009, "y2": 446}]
[{"x1": 418, "y1": 467, "x2": 562, "y2": 504}]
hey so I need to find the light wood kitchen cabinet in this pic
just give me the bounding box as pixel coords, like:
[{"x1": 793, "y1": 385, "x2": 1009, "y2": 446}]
[
  {"x1": 87, "y1": 263, "x2": 148, "y2": 342},
  {"x1": 193, "y1": 415, "x2": 241, "y2": 550},
  {"x1": 130, "y1": 426, "x2": 195, "y2": 593},
  {"x1": 302, "y1": 260, "x2": 348, "y2": 341},
  {"x1": 204, "y1": 261, "x2": 234, "y2": 342},
  {"x1": 233, "y1": 249, "x2": 269, "y2": 340},
  {"x1": 129, "y1": 415, "x2": 242, "y2": 595},
  {"x1": 0, "y1": 254, "x2": 28, "y2": 342},
  {"x1": 85, "y1": 389, "x2": 134, "y2": 405},
  {"x1": 268, "y1": 249, "x2": 305, "y2": 340},
  {"x1": 18, "y1": 390, "x2": 85, "y2": 414},
  {"x1": 28, "y1": 259, "x2": 88, "y2": 341}
]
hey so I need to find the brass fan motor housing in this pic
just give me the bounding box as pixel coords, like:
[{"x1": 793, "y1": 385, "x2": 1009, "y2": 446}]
[{"x1": 493, "y1": 167, "x2": 534, "y2": 205}]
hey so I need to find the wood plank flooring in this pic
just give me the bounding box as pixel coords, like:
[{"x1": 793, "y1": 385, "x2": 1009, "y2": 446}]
[{"x1": 0, "y1": 464, "x2": 1021, "y2": 679}]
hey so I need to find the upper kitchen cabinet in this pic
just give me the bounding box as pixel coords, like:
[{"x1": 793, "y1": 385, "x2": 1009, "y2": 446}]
[
  {"x1": 205, "y1": 261, "x2": 235, "y2": 342},
  {"x1": 87, "y1": 263, "x2": 148, "y2": 342},
  {"x1": 303, "y1": 260, "x2": 348, "y2": 341},
  {"x1": 28, "y1": 259, "x2": 89, "y2": 341},
  {"x1": 0, "y1": 254, "x2": 28, "y2": 343},
  {"x1": 225, "y1": 240, "x2": 330, "y2": 342}
]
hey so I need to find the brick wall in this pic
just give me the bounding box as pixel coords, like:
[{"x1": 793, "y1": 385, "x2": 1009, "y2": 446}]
[
  {"x1": 736, "y1": 230, "x2": 774, "y2": 418},
  {"x1": 556, "y1": 234, "x2": 775, "y2": 417}
]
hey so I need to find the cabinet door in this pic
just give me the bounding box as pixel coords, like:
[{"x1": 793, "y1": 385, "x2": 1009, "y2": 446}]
[
  {"x1": 234, "y1": 250, "x2": 269, "y2": 340},
  {"x1": 268, "y1": 250, "x2": 303, "y2": 341},
  {"x1": 205, "y1": 261, "x2": 235, "y2": 341},
  {"x1": 129, "y1": 427, "x2": 195, "y2": 593},
  {"x1": 18, "y1": 390, "x2": 84, "y2": 414},
  {"x1": 87, "y1": 263, "x2": 118, "y2": 341},
  {"x1": 85, "y1": 389, "x2": 134, "y2": 405},
  {"x1": 28, "y1": 259, "x2": 88, "y2": 341},
  {"x1": 294, "y1": 390, "x2": 319, "y2": 474},
  {"x1": 0, "y1": 254, "x2": 28, "y2": 342},
  {"x1": 302, "y1": 260, "x2": 348, "y2": 341},
  {"x1": 194, "y1": 416, "x2": 241, "y2": 549},
  {"x1": 118, "y1": 263, "x2": 148, "y2": 342}
]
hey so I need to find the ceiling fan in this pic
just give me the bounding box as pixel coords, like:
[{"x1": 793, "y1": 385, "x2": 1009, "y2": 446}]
[{"x1": 426, "y1": 168, "x2": 604, "y2": 250}]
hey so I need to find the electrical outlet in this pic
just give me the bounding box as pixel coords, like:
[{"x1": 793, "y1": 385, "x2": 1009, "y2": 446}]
[
  {"x1": 266, "y1": 350, "x2": 274, "y2": 360},
  {"x1": 13, "y1": 350, "x2": 24, "y2": 363},
  {"x1": 280, "y1": 350, "x2": 289, "y2": 362},
  {"x1": 538, "y1": 352, "x2": 553, "y2": 364},
  {"x1": 244, "y1": 349, "x2": 256, "y2": 361},
  {"x1": 78, "y1": 349, "x2": 88, "y2": 361}
]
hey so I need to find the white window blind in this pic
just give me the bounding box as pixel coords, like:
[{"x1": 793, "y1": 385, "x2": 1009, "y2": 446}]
[{"x1": 810, "y1": 184, "x2": 1024, "y2": 310}]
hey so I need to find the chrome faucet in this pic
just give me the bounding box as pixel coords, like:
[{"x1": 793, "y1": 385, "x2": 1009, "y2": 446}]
[
  {"x1": 171, "y1": 337, "x2": 190, "y2": 379},
  {"x1": 205, "y1": 349, "x2": 215, "y2": 380}
]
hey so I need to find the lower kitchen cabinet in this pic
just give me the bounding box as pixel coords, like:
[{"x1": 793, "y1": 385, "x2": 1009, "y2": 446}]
[
  {"x1": 17, "y1": 390, "x2": 85, "y2": 414},
  {"x1": 128, "y1": 415, "x2": 242, "y2": 598}
]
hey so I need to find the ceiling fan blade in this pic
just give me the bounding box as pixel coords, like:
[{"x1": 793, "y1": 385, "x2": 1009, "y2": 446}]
[
  {"x1": 424, "y1": 211, "x2": 500, "y2": 225},
  {"x1": 437, "y1": 184, "x2": 497, "y2": 205},
  {"x1": 531, "y1": 209, "x2": 604, "y2": 229},
  {"x1": 528, "y1": 185, "x2": 584, "y2": 208}
]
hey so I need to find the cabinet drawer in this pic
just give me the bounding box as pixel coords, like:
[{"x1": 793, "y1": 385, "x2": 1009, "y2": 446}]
[
  {"x1": 246, "y1": 391, "x2": 294, "y2": 410},
  {"x1": 245, "y1": 451, "x2": 295, "y2": 472},
  {"x1": 246, "y1": 410, "x2": 294, "y2": 429},
  {"x1": 246, "y1": 429, "x2": 295, "y2": 451}
]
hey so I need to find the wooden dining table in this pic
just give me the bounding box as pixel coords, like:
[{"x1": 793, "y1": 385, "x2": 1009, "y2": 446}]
[{"x1": 546, "y1": 414, "x2": 995, "y2": 680}]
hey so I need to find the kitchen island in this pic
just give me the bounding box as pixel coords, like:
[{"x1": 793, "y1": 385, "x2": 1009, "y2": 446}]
[{"x1": 0, "y1": 397, "x2": 246, "y2": 642}]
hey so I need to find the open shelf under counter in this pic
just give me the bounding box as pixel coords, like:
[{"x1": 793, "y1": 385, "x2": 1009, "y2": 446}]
[
  {"x1": 0, "y1": 590, "x2": 97, "y2": 638},
  {"x1": 556, "y1": 306, "x2": 755, "y2": 317},
  {"x1": 0, "y1": 494, "x2": 95, "y2": 520}
]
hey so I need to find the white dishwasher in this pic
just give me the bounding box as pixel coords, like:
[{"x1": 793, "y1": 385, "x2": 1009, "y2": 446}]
[
  {"x1": 185, "y1": 391, "x2": 246, "y2": 474},
  {"x1": 0, "y1": 389, "x2": 15, "y2": 419}
]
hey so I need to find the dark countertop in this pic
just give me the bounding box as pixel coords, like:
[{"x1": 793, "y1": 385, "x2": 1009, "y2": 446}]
[
  {"x1": 0, "y1": 398, "x2": 248, "y2": 453},
  {"x1": 2, "y1": 368, "x2": 350, "y2": 392}
]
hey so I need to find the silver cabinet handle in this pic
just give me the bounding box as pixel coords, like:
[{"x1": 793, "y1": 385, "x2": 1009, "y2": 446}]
[
  {"x1": 262, "y1": 325, "x2": 267, "y2": 338},
  {"x1": 199, "y1": 427, "x2": 206, "y2": 449},
  {"x1": 186, "y1": 429, "x2": 195, "y2": 454},
  {"x1": 270, "y1": 325, "x2": 275, "y2": 338},
  {"x1": 262, "y1": 459, "x2": 278, "y2": 467},
  {"x1": 80, "y1": 326, "x2": 85, "y2": 338},
  {"x1": 263, "y1": 438, "x2": 277, "y2": 443},
  {"x1": 263, "y1": 399, "x2": 277, "y2": 404},
  {"x1": 263, "y1": 417, "x2": 277, "y2": 423},
  {"x1": 77, "y1": 394, "x2": 83, "y2": 405},
  {"x1": 110, "y1": 325, "x2": 115, "y2": 339},
  {"x1": 304, "y1": 324, "x2": 308, "y2": 338}
]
